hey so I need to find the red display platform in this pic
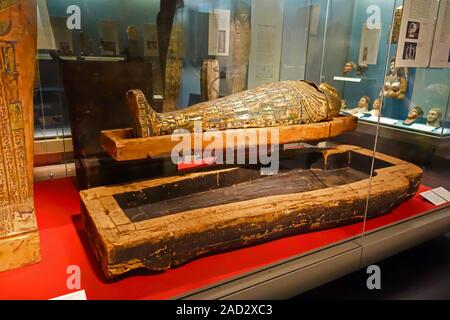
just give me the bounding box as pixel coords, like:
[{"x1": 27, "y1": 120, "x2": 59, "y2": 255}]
[{"x1": 0, "y1": 178, "x2": 440, "y2": 300}]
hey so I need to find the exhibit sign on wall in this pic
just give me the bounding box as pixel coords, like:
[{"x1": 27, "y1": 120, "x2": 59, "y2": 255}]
[
  {"x1": 430, "y1": 0, "x2": 450, "y2": 68},
  {"x1": 247, "y1": 0, "x2": 284, "y2": 88},
  {"x1": 143, "y1": 23, "x2": 159, "y2": 57},
  {"x1": 208, "y1": 9, "x2": 230, "y2": 56},
  {"x1": 358, "y1": 24, "x2": 381, "y2": 65},
  {"x1": 395, "y1": 0, "x2": 439, "y2": 67},
  {"x1": 99, "y1": 20, "x2": 119, "y2": 56}
]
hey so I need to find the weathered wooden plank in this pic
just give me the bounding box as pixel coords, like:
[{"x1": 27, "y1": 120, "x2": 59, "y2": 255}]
[{"x1": 101, "y1": 115, "x2": 358, "y2": 161}]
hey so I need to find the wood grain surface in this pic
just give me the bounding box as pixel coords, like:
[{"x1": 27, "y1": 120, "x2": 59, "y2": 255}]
[
  {"x1": 81, "y1": 145, "x2": 422, "y2": 278},
  {"x1": 101, "y1": 115, "x2": 358, "y2": 161}
]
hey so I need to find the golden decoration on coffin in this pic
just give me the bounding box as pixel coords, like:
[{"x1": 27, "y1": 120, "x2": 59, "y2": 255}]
[{"x1": 127, "y1": 80, "x2": 342, "y2": 138}]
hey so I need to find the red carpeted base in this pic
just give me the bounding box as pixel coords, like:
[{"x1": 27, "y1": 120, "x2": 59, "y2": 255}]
[{"x1": 0, "y1": 178, "x2": 440, "y2": 300}]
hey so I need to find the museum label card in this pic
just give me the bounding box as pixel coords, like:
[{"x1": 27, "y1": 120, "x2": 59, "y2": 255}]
[
  {"x1": 143, "y1": 24, "x2": 159, "y2": 57},
  {"x1": 360, "y1": 115, "x2": 379, "y2": 123},
  {"x1": 99, "y1": 20, "x2": 119, "y2": 56},
  {"x1": 248, "y1": 0, "x2": 284, "y2": 88},
  {"x1": 430, "y1": 0, "x2": 450, "y2": 68},
  {"x1": 359, "y1": 24, "x2": 381, "y2": 65},
  {"x1": 433, "y1": 187, "x2": 450, "y2": 202},
  {"x1": 379, "y1": 117, "x2": 399, "y2": 125},
  {"x1": 208, "y1": 9, "x2": 230, "y2": 56},
  {"x1": 50, "y1": 290, "x2": 87, "y2": 300},
  {"x1": 396, "y1": 0, "x2": 439, "y2": 67},
  {"x1": 420, "y1": 190, "x2": 447, "y2": 206}
]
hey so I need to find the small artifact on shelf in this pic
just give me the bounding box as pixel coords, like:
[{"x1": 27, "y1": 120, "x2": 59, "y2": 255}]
[
  {"x1": 368, "y1": 98, "x2": 382, "y2": 117},
  {"x1": 356, "y1": 63, "x2": 368, "y2": 76},
  {"x1": 426, "y1": 108, "x2": 442, "y2": 128},
  {"x1": 127, "y1": 80, "x2": 342, "y2": 138},
  {"x1": 390, "y1": 6, "x2": 403, "y2": 44},
  {"x1": 125, "y1": 25, "x2": 139, "y2": 60},
  {"x1": 348, "y1": 96, "x2": 370, "y2": 115},
  {"x1": 403, "y1": 106, "x2": 424, "y2": 126},
  {"x1": 342, "y1": 61, "x2": 356, "y2": 75},
  {"x1": 383, "y1": 58, "x2": 407, "y2": 100},
  {"x1": 200, "y1": 59, "x2": 220, "y2": 101},
  {"x1": 0, "y1": 0, "x2": 40, "y2": 272}
]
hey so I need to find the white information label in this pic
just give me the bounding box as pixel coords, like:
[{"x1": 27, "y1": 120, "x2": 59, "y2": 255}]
[
  {"x1": 420, "y1": 190, "x2": 447, "y2": 206},
  {"x1": 433, "y1": 187, "x2": 450, "y2": 202},
  {"x1": 50, "y1": 290, "x2": 87, "y2": 300},
  {"x1": 208, "y1": 9, "x2": 230, "y2": 56},
  {"x1": 333, "y1": 76, "x2": 362, "y2": 83},
  {"x1": 379, "y1": 117, "x2": 399, "y2": 125}
]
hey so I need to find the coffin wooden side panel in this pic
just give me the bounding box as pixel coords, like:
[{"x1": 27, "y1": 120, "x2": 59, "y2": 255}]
[{"x1": 81, "y1": 145, "x2": 422, "y2": 278}]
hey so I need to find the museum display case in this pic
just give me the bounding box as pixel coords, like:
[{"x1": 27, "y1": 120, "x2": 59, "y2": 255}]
[{"x1": 0, "y1": 0, "x2": 448, "y2": 300}]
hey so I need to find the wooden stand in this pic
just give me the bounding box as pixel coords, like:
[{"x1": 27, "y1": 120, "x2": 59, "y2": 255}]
[
  {"x1": 0, "y1": 0, "x2": 40, "y2": 272},
  {"x1": 57, "y1": 59, "x2": 162, "y2": 189},
  {"x1": 101, "y1": 115, "x2": 358, "y2": 161},
  {"x1": 81, "y1": 145, "x2": 422, "y2": 278}
]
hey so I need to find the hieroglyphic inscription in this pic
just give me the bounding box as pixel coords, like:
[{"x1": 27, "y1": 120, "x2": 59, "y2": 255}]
[
  {"x1": 0, "y1": 0, "x2": 19, "y2": 12},
  {"x1": 0, "y1": 40, "x2": 29, "y2": 235}
]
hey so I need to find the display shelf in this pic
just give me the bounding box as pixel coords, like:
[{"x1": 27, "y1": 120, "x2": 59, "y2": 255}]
[
  {"x1": 0, "y1": 178, "x2": 447, "y2": 300},
  {"x1": 339, "y1": 111, "x2": 450, "y2": 138},
  {"x1": 358, "y1": 117, "x2": 450, "y2": 138}
]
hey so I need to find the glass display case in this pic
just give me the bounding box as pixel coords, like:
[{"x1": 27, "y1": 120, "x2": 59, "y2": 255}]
[
  {"x1": 318, "y1": 0, "x2": 450, "y2": 190},
  {"x1": 0, "y1": 0, "x2": 448, "y2": 300}
]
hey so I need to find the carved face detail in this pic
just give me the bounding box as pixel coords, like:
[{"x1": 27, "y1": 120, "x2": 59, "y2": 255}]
[
  {"x1": 358, "y1": 97, "x2": 369, "y2": 108},
  {"x1": 389, "y1": 61, "x2": 397, "y2": 74},
  {"x1": 427, "y1": 108, "x2": 441, "y2": 124},
  {"x1": 373, "y1": 99, "x2": 382, "y2": 110},
  {"x1": 126, "y1": 26, "x2": 139, "y2": 40},
  {"x1": 343, "y1": 62, "x2": 354, "y2": 75},
  {"x1": 408, "y1": 107, "x2": 422, "y2": 119},
  {"x1": 236, "y1": 6, "x2": 250, "y2": 23}
]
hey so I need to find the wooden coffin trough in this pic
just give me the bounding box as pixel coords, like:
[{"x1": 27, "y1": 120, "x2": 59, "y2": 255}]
[
  {"x1": 81, "y1": 145, "x2": 422, "y2": 278},
  {"x1": 101, "y1": 115, "x2": 358, "y2": 161}
]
